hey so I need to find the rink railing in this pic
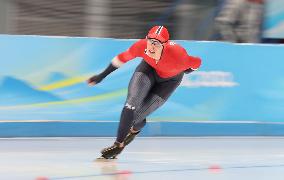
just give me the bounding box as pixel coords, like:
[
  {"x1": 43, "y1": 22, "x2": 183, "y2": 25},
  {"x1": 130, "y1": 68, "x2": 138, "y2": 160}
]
[{"x1": 0, "y1": 121, "x2": 284, "y2": 137}]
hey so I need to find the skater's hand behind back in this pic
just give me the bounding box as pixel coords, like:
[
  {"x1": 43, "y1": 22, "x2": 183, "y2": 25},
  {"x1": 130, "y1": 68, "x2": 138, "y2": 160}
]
[{"x1": 184, "y1": 68, "x2": 195, "y2": 74}]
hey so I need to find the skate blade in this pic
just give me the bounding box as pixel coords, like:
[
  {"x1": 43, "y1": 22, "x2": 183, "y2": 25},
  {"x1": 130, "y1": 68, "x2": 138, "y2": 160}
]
[{"x1": 95, "y1": 156, "x2": 117, "y2": 162}]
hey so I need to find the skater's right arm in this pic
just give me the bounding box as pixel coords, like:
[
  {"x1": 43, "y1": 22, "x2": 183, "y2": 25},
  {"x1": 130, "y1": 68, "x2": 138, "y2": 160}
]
[
  {"x1": 115, "y1": 39, "x2": 144, "y2": 65},
  {"x1": 87, "y1": 40, "x2": 143, "y2": 86},
  {"x1": 87, "y1": 63, "x2": 118, "y2": 86}
]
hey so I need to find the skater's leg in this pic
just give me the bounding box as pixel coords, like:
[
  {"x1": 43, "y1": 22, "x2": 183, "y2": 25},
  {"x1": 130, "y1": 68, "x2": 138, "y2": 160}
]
[
  {"x1": 121, "y1": 73, "x2": 184, "y2": 150},
  {"x1": 133, "y1": 73, "x2": 184, "y2": 130},
  {"x1": 100, "y1": 61, "x2": 154, "y2": 159},
  {"x1": 116, "y1": 61, "x2": 155, "y2": 143},
  {"x1": 132, "y1": 93, "x2": 166, "y2": 130},
  {"x1": 122, "y1": 119, "x2": 145, "y2": 146},
  {"x1": 132, "y1": 119, "x2": 146, "y2": 131}
]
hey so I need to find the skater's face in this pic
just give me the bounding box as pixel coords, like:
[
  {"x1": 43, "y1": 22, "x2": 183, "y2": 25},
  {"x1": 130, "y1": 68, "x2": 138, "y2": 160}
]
[{"x1": 146, "y1": 38, "x2": 164, "y2": 60}]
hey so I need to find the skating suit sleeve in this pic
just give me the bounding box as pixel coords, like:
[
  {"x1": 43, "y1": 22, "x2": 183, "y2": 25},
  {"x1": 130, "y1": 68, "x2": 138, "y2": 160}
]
[
  {"x1": 173, "y1": 44, "x2": 202, "y2": 71},
  {"x1": 117, "y1": 39, "x2": 145, "y2": 63}
]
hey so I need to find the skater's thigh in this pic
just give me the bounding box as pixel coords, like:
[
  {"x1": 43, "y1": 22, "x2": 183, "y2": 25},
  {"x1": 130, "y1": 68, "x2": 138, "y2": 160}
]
[
  {"x1": 126, "y1": 61, "x2": 155, "y2": 108},
  {"x1": 152, "y1": 73, "x2": 184, "y2": 100},
  {"x1": 133, "y1": 73, "x2": 183, "y2": 124}
]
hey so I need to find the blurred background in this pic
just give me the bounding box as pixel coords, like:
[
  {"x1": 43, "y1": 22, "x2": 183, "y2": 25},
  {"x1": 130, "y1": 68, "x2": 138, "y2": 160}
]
[
  {"x1": 0, "y1": 0, "x2": 283, "y2": 43},
  {"x1": 0, "y1": 0, "x2": 284, "y2": 137}
]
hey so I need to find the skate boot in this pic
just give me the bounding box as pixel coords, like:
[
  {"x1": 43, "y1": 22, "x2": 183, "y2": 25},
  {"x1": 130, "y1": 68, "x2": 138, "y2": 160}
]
[
  {"x1": 98, "y1": 128, "x2": 140, "y2": 159},
  {"x1": 99, "y1": 142, "x2": 124, "y2": 159},
  {"x1": 123, "y1": 129, "x2": 140, "y2": 146}
]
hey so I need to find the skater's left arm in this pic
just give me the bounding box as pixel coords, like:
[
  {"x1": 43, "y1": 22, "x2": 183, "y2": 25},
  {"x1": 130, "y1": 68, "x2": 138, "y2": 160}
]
[
  {"x1": 178, "y1": 46, "x2": 201, "y2": 73},
  {"x1": 184, "y1": 55, "x2": 202, "y2": 74}
]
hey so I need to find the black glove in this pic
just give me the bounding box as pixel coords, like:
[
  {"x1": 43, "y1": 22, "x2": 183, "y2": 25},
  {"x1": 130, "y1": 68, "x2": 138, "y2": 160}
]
[
  {"x1": 184, "y1": 68, "x2": 195, "y2": 74},
  {"x1": 87, "y1": 63, "x2": 118, "y2": 85},
  {"x1": 87, "y1": 74, "x2": 104, "y2": 84}
]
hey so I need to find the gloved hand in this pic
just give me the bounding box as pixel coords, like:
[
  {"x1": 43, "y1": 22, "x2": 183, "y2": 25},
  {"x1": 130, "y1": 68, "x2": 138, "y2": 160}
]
[
  {"x1": 87, "y1": 63, "x2": 118, "y2": 86},
  {"x1": 87, "y1": 74, "x2": 103, "y2": 86}
]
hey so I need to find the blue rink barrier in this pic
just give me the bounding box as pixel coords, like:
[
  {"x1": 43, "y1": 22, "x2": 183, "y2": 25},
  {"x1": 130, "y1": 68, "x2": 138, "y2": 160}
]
[{"x1": 0, "y1": 121, "x2": 284, "y2": 137}]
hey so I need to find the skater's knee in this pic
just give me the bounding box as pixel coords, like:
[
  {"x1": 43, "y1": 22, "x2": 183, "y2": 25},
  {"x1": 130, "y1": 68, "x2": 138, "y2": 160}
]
[
  {"x1": 125, "y1": 96, "x2": 143, "y2": 110},
  {"x1": 124, "y1": 102, "x2": 136, "y2": 111}
]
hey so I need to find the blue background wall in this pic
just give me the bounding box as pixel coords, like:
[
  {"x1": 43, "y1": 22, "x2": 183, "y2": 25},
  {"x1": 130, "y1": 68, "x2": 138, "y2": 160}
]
[{"x1": 0, "y1": 35, "x2": 284, "y2": 136}]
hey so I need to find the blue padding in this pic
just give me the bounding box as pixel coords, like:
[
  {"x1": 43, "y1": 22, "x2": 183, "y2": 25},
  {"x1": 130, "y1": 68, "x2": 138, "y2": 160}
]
[{"x1": 0, "y1": 122, "x2": 284, "y2": 137}]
